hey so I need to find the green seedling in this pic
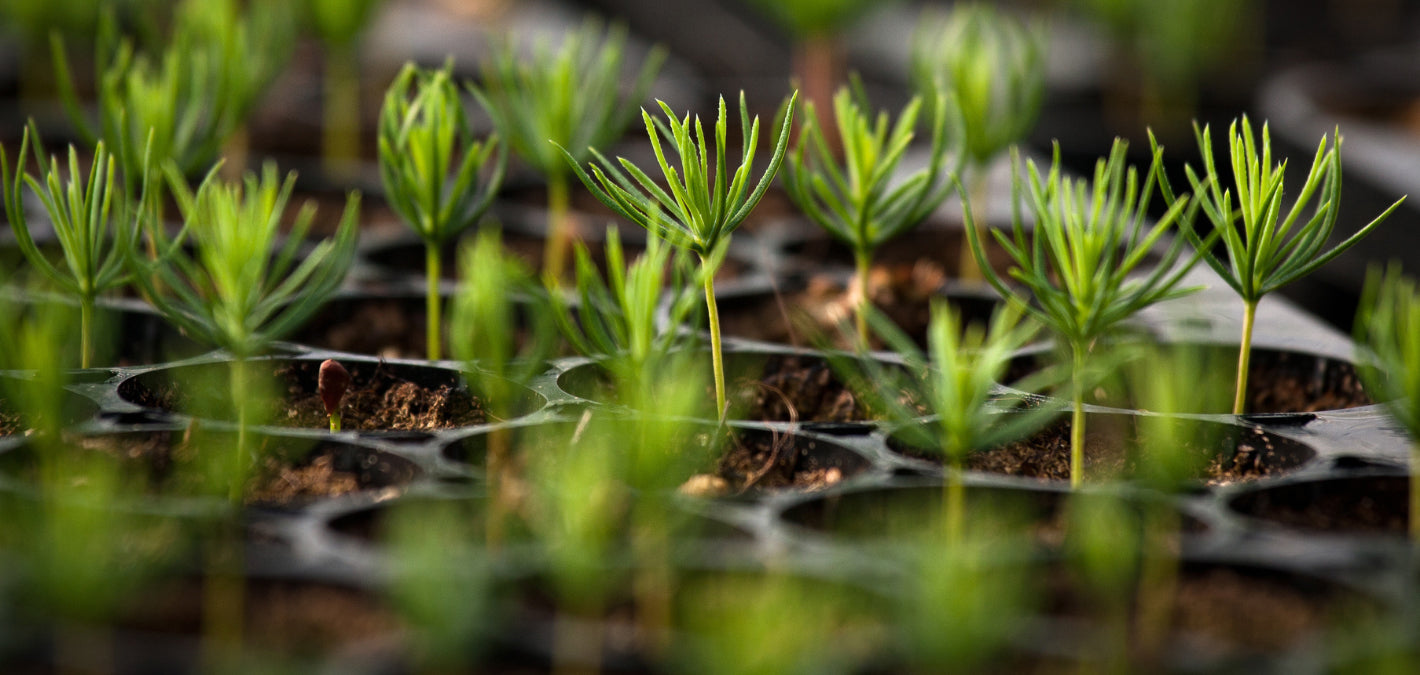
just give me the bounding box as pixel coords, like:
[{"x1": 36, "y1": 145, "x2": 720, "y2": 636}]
[
  {"x1": 1074, "y1": 0, "x2": 1251, "y2": 134},
  {"x1": 385, "y1": 498, "x2": 491, "y2": 671},
  {"x1": 472, "y1": 19, "x2": 665, "y2": 281},
  {"x1": 1167, "y1": 117, "x2": 1403, "y2": 414},
  {"x1": 1354, "y1": 265, "x2": 1420, "y2": 541},
  {"x1": 674, "y1": 572, "x2": 873, "y2": 675},
  {"x1": 379, "y1": 60, "x2": 506, "y2": 360},
  {"x1": 901, "y1": 513, "x2": 1038, "y2": 672},
  {"x1": 856, "y1": 300, "x2": 1055, "y2": 541},
  {"x1": 560, "y1": 90, "x2": 798, "y2": 423},
  {"x1": 1, "y1": 125, "x2": 146, "y2": 368},
  {"x1": 449, "y1": 227, "x2": 558, "y2": 545},
  {"x1": 737, "y1": 0, "x2": 891, "y2": 142},
  {"x1": 318, "y1": 358, "x2": 350, "y2": 432},
  {"x1": 911, "y1": 2, "x2": 1045, "y2": 282},
  {"x1": 54, "y1": 0, "x2": 295, "y2": 195},
  {"x1": 783, "y1": 82, "x2": 961, "y2": 347},
  {"x1": 129, "y1": 161, "x2": 358, "y2": 501},
  {"x1": 965, "y1": 138, "x2": 1211, "y2": 488},
  {"x1": 548, "y1": 226, "x2": 703, "y2": 404},
  {"x1": 304, "y1": 0, "x2": 385, "y2": 173},
  {"x1": 524, "y1": 416, "x2": 629, "y2": 674}
]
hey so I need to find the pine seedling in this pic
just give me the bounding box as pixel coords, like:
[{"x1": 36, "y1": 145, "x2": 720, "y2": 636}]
[
  {"x1": 911, "y1": 2, "x2": 1045, "y2": 282},
  {"x1": 858, "y1": 300, "x2": 1056, "y2": 541},
  {"x1": 53, "y1": 0, "x2": 295, "y2": 195},
  {"x1": 318, "y1": 358, "x2": 350, "y2": 432},
  {"x1": 305, "y1": 0, "x2": 385, "y2": 173},
  {"x1": 1168, "y1": 116, "x2": 1403, "y2": 414},
  {"x1": 783, "y1": 82, "x2": 962, "y2": 347},
  {"x1": 560, "y1": 91, "x2": 798, "y2": 423},
  {"x1": 548, "y1": 226, "x2": 702, "y2": 405},
  {"x1": 472, "y1": 19, "x2": 665, "y2": 281},
  {"x1": 1354, "y1": 265, "x2": 1420, "y2": 541},
  {"x1": 449, "y1": 227, "x2": 558, "y2": 544},
  {"x1": 379, "y1": 60, "x2": 506, "y2": 360},
  {"x1": 964, "y1": 138, "x2": 1212, "y2": 488},
  {"x1": 130, "y1": 161, "x2": 358, "y2": 501},
  {"x1": 1, "y1": 125, "x2": 146, "y2": 368}
]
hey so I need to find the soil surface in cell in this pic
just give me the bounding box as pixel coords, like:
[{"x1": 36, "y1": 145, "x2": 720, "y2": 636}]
[
  {"x1": 894, "y1": 418, "x2": 1310, "y2": 484},
  {"x1": 129, "y1": 361, "x2": 486, "y2": 431},
  {"x1": 1231, "y1": 475, "x2": 1409, "y2": 533},
  {"x1": 711, "y1": 431, "x2": 855, "y2": 493},
  {"x1": 49, "y1": 430, "x2": 416, "y2": 506}
]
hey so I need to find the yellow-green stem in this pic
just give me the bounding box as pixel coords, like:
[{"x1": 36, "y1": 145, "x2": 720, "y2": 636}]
[
  {"x1": 701, "y1": 257, "x2": 727, "y2": 423},
  {"x1": 80, "y1": 295, "x2": 94, "y2": 370},
  {"x1": 229, "y1": 358, "x2": 249, "y2": 504},
  {"x1": 958, "y1": 171, "x2": 990, "y2": 282},
  {"x1": 426, "y1": 242, "x2": 442, "y2": 360},
  {"x1": 1412, "y1": 440, "x2": 1420, "y2": 542},
  {"x1": 853, "y1": 248, "x2": 872, "y2": 350},
  {"x1": 1232, "y1": 300, "x2": 1257, "y2": 415},
  {"x1": 329, "y1": 412, "x2": 342, "y2": 433},
  {"x1": 1135, "y1": 505, "x2": 1180, "y2": 660},
  {"x1": 322, "y1": 45, "x2": 360, "y2": 176},
  {"x1": 544, "y1": 172, "x2": 572, "y2": 283},
  {"x1": 486, "y1": 426, "x2": 510, "y2": 549},
  {"x1": 944, "y1": 457, "x2": 965, "y2": 545},
  {"x1": 1070, "y1": 344, "x2": 1087, "y2": 489},
  {"x1": 200, "y1": 523, "x2": 244, "y2": 672}
]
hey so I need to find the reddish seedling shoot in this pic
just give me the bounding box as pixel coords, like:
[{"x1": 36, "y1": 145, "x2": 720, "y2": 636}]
[{"x1": 319, "y1": 359, "x2": 351, "y2": 432}]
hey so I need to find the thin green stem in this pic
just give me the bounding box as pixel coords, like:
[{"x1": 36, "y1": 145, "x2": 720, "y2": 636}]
[
  {"x1": 944, "y1": 457, "x2": 965, "y2": 545},
  {"x1": 80, "y1": 295, "x2": 94, "y2": 370},
  {"x1": 229, "y1": 358, "x2": 249, "y2": 504},
  {"x1": 426, "y1": 241, "x2": 442, "y2": 360},
  {"x1": 1232, "y1": 300, "x2": 1257, "y2": 415},
  {"x1": 853, "y1": 248, "x2": 872, "y2": 350},
  {"x1": 1412, "y1": 440, "x2": 1420, "y2": 543},
  {"x1": 1070, "y1": 343, "x2": 1088, "y2": 489},
  {"x1": 701, "y1": 256, "x2": 727, "y2": 423},
  {"x1": 958, "y1": 170, "x2": 989, "y2": 282},
  {"x1": 329, "y1": 411, "x2": 342, "y2": 433},
  {"x1": 323, "y1": 45, "x2": 360, "y2": 175},
  {"x1": 545, "y1": 172, "x2": 572, "y2": 283}
]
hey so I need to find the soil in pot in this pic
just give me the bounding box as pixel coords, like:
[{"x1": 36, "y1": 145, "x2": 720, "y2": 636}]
[
  {"x1": 0, "y1": 428, "x2": 420, "y2": 506},
  {"x1": 681, "y1": 425, "x2": 872, "y2": 495},
  {"x1": 1009, "y1": 344, "x2": 1373, "y2": 414},
  {"x1": 118, "y1": 359, "x2": 534, "y2": 432},
  {"x1": 1227, "y1": 474, "x2": 1410, "y2": 534},
  {"x1": 889, "y1": 413, "x2": 1317, "y2": 485},
  {"x1": 713, "y1": 271, "x2": 1001, "y2": 349},
  {"x1": 557, "y1": 351, "x2": 903, "y2": 424}
]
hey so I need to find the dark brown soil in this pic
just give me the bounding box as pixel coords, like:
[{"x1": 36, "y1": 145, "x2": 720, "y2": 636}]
[
  {"x1": 126, "y1": 360, "x2": 486, "y2": 431},
  {"x1": 1244, "y1": 351, "x2": 1372, "y2": 412},
  {"x1": 739, "y1": 353, "x2": 868, "y2": 423},
  {"x1": 0, "y1": 405, "x2": 20, "y2": 436},
  {"x1": 1230, "y1": 475, "x2": 1409, "y2": 533},
  {"x1": 714, "y1": 431, "x2": 853, "y2": 493},
  {"x1": 276, "y1": 361, "x2": 485, "y2": 430},
  {"x1": 293, "y1": 297, "x2": 434, "y2": 360},
  {"x1": 717, "y1": 263, "x2": 999, "y2": 349},
  {"x1": 40, "y1": 429, "x2": 416, "y2": 505},
  {"x1": 893, "y1": 417, "x2": 1313, "y2": 484}
]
